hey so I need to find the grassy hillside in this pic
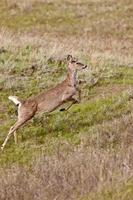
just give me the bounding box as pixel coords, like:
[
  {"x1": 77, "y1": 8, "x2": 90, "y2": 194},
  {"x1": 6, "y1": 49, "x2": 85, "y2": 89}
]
[{"x1": 0, "y1": 0, "x2": 133, "y2": 199}]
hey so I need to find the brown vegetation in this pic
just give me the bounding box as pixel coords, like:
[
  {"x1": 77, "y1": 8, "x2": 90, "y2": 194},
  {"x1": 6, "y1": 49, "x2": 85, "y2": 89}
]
[{"x1": 1, "y1": 127, "x2": 133, "y2": 200}]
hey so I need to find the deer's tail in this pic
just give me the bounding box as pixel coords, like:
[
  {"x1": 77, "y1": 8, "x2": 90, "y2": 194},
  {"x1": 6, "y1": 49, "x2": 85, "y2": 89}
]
[{"x1": 8, "y1": 96, "x2": 22, "y2": 106}]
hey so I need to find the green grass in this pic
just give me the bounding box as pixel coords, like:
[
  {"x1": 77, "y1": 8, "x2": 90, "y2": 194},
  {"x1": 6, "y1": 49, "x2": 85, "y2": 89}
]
[
  {"x1": 0, "y1": 47, "x2": 132, "y2": 167},
  {"x1": 102, "y1": 67, "x2": 133, "y2": 85},
  {"x1": 0, "y1": 91, "x2": 130, "y2": 166},
  {"x1": 0, "y1": 48, "x2": 132, "y2": 200}
]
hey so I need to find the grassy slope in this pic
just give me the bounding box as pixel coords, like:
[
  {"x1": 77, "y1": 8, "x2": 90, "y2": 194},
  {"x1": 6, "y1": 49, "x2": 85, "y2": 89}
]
[{"x1": 0, "y1": 0, "x2": 133, "y2": 199}]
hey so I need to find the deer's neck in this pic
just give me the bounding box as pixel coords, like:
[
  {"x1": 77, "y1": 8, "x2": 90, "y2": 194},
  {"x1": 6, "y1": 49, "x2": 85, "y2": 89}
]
[{"x1": 67, "y1": 68, "x2": 77, "y2": 87}]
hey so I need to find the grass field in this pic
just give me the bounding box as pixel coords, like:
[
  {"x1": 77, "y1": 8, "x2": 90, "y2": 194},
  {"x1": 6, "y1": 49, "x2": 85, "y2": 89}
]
[{"x1": 0, "y1": 0, "x2": 133, "y2": 199}]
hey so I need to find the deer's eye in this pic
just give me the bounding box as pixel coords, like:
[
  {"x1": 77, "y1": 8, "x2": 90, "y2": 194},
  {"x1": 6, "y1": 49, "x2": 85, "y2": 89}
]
[{"x1": 71, "y1": 60, "x2": 76, "y2": 63}]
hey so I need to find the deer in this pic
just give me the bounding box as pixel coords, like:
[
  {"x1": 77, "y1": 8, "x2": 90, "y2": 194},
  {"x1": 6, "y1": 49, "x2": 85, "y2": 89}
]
[{"x1": 1, "y1": 55, "x2": 87, "y2": 150}]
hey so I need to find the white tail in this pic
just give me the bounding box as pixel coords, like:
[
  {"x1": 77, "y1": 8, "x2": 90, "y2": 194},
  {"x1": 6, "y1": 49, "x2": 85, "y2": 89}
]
[{"x1": 8, "y1": 96, "x2": 21, "y2": 106}]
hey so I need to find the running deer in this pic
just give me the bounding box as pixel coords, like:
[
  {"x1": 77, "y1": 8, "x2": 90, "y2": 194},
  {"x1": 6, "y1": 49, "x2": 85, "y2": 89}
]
[{"x1": 1, "y1": 55, "x2": 87, "y2": 150}]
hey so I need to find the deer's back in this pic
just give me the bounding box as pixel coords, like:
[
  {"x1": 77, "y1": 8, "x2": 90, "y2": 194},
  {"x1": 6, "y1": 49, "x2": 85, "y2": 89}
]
[{"x1": 33, "y1": 81, "x2": 75, "y2": 113}]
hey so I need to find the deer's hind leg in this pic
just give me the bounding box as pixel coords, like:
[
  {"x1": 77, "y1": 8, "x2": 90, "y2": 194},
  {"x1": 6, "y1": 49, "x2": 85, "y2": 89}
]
[
  {"x1": 1, "y1": 101, "x2": 37, "y2": 151},
  {"x1": 14, "y1": 131, "x2": 17, "y2": 144},
  {"x1": 1, "y1": 117, "x2": 31, "y2": 150}
]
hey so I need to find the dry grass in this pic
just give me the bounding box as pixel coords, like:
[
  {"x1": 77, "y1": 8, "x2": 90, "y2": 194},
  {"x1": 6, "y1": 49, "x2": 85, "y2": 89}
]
[
  {"x1": 0, "y1": 28, "x2": 133, "y2": 70},
  {"x1": 0, "y1": 138, "x2": 133, "y2": 200},
  {"x1": 5, "y1": 0, "x2": 52, "y2": 12}
]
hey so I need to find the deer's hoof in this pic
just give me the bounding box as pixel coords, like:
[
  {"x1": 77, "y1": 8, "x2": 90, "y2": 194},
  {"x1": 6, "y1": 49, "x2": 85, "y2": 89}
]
[
  {"x1": 60, "y1": 108, "x2": 66, "y2": 111},
  {"x1": 1, "y1": 146, "x2": 4, "y2": 151}
]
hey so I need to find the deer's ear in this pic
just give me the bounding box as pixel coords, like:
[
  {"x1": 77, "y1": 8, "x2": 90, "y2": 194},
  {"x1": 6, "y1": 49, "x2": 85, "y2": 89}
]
[{"x1": 67, "y1": 55, "x2": 73, "y2": 62}]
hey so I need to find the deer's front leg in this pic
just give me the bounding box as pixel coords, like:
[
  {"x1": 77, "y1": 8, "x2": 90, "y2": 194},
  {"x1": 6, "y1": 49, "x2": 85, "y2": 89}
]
[
  {"x1": 71, "y1": 88, "x2": 81, "y2": 104},
  {"x1": 69, "y1": 88, "x2": 81, "y2": 109},
  {"x1": 60, "y1": 89, "x2": 81, "y2": 111}
]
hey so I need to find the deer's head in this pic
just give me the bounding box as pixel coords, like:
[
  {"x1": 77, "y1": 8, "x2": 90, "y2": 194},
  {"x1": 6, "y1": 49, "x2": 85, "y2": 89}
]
[{"x1": 67, "y1": 55, "x2": 87, "y2": 72}]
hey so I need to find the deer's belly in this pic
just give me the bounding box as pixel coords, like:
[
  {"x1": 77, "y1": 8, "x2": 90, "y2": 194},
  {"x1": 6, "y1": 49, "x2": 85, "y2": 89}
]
[{"x1": 37, "y1": 98, "x2": 63, "y2": 113}]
